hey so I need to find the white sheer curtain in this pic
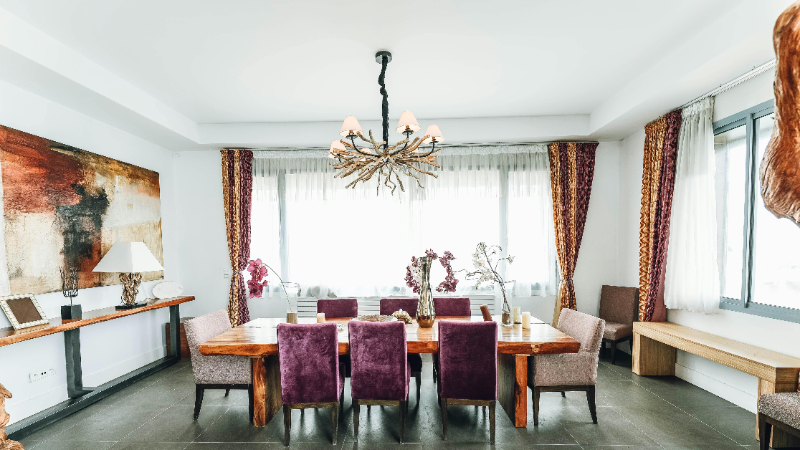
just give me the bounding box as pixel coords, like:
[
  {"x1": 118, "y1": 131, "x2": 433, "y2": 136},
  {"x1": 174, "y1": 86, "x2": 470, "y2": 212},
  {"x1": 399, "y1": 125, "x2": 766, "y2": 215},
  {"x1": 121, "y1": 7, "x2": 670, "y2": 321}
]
[
  {"x1": 251, "y1": 145, "x2": 557, "y2": 298},
  {"x1": 665, "y1": 98, "x2": 720, "y2": 313}
]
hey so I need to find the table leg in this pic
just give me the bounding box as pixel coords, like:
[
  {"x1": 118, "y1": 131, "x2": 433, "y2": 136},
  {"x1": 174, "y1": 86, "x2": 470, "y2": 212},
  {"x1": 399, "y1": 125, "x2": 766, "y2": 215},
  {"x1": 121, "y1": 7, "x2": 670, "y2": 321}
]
[
  {"x1": 497, "y1": 354, "x2": 527, "y2": 427},
  {"x1": 757, "y1": 378, "x2": 800, "y2": 448},
  {"x1": 632, "y1": 332, "x2": 675, "y2": 376},
  {"x1": 168, "y1": 305, "x2": 180, "y2": 359},
  {"x1": 251, "y1": 356, "x2": 283, "y2": 427}
]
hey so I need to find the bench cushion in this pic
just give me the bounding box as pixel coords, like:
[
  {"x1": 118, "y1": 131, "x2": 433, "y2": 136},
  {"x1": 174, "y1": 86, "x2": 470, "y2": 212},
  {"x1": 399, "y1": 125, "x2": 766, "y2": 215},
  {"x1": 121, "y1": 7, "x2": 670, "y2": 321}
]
[
  {"x1": 603, "y1": 322, "x2": 633, "y2": 340},
  {"x1": 760, "y1": 392, "x2": 800, "y2": 430}
]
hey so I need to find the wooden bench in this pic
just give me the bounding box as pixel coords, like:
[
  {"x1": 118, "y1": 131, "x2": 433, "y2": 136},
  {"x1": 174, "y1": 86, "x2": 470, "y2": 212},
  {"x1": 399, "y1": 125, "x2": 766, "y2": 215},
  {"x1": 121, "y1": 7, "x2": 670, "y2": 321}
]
[{"x1": 632, "y1": 322, "x2": 800, "y2": 449}]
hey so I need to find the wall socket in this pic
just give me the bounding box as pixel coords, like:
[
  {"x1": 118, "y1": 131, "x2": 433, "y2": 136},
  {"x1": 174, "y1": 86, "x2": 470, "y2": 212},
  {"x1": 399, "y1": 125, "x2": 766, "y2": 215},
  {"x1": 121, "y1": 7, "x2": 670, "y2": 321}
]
[{"x1": 29, "y1": 367, "x2": 55, "y2": 383}]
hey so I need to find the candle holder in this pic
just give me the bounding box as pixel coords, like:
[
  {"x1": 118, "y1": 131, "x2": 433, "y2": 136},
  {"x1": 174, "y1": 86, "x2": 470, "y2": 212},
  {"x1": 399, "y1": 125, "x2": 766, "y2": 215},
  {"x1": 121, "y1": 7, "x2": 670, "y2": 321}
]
[{"x1": 60, "y1": 267, "x2": 81, "y2": 320}]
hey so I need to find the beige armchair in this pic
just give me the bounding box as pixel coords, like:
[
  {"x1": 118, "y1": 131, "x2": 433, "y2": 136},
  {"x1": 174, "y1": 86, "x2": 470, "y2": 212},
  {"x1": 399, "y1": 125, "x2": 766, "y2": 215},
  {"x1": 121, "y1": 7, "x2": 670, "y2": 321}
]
[{"x1": 528, "y1": 308, "x2": 605, "y2": 426}]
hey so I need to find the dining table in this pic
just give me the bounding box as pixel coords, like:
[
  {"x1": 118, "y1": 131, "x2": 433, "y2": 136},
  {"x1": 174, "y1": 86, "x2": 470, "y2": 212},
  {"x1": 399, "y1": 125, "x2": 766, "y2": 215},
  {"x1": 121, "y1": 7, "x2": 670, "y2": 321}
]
[{"x1": 199, "y1": 314, "x2": 580, "y2": 428}]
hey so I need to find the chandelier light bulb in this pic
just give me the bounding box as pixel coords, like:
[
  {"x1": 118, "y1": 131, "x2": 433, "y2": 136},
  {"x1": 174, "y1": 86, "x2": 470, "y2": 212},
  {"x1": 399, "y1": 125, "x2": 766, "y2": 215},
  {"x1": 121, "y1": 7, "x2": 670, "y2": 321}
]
[
  {"x1": 396, "y1": 111, "x2": 421, "y2": 134},
  {"x1": 340, "y1": 116, "x2": 362, "y2": 137}
]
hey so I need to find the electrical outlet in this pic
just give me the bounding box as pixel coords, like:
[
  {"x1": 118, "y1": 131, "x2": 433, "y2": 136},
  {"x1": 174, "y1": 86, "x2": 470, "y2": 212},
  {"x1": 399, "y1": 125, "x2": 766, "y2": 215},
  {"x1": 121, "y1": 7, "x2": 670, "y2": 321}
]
[{"x1": 29, "y1": 367, "x2": 55, "y2": 383}]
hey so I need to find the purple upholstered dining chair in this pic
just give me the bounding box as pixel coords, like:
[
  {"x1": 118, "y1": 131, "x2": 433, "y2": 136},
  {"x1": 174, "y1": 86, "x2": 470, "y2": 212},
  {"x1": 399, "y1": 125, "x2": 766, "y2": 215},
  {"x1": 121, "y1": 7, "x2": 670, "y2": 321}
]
[
  {"x1": 433, "y1": 297, "x2": 471, "y2": 316},
  {"x1": 317, "y1": 298, "x2": 359, "y2": 318},
  {"x1": 432, "y1": 297, "x2": 472, "y2": 384},
  {"x1": 437, "y1": 321, "x2": 498, "y2": 444},
  {"x1": 317, "y1": 298, "x2": 358, "y2": 377},
  {"x1": 380, "y1": 298, "x2": 422, "y2": 401},
  {"x1": 528, "y1": 308, "x2": 605, "y2": 426},
  {"x1": 277, "y1": 323, "x2": 345, "y2": 446},
  {"x1": 349, "y1": 320, "x2": 410, "y2": 443}
]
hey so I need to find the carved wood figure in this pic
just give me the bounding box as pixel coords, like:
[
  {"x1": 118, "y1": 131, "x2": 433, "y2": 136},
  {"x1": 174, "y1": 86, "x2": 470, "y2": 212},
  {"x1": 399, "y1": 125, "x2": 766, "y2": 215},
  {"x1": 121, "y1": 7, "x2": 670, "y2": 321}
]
[
  {"x1": 761, "y1": 0, "x2": 800, "y2": 226},
  {"x1": 0, "y1": 383, "x2": 23, "y2": 450}
]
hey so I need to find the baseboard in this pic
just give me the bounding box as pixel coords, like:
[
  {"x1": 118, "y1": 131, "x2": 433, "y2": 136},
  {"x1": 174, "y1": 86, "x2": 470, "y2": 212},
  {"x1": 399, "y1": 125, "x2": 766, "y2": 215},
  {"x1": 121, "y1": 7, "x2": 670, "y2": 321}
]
[
  {"x1": 674, "y1": 362, "x2": 757, "y2": 413},
  {"x1": 8, "y1": 346, "x2": 166, "y2": 424}
]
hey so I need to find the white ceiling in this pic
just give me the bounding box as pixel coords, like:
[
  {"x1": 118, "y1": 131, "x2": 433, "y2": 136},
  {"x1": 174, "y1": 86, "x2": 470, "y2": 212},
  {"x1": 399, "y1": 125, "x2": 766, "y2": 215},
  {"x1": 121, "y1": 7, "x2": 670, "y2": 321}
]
[{"x1": 0, "y1": 0, "x2": 789, "y2": 149}]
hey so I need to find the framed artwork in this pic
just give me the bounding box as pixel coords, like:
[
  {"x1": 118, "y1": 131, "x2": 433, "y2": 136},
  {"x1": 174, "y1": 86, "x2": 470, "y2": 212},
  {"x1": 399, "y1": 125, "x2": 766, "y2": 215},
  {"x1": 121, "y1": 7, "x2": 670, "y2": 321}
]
[
  {"x1": 0, "y1": 125, "x2": 164, "y2": 296},
  {"x1": 0, "y1": 294, "x2": 49, "y2": 330}
]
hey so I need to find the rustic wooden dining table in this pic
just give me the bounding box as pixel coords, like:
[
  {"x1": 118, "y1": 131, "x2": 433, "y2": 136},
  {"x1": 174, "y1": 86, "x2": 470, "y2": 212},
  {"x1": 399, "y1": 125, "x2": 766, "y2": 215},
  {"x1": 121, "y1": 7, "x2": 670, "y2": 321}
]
[{"x1": 199, "y1": 315, "x2": 580, "y2": 428}]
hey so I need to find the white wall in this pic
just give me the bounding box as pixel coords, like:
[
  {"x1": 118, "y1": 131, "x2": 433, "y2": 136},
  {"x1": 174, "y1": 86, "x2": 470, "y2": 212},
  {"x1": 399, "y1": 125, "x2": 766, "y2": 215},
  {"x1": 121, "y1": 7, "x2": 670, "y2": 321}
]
[
  {"x1": 617, "y1": 68, "x2": 800, "y2": 413},
  {"x1": 0, "y1": 79, "x2": 180, "y2": 424}
]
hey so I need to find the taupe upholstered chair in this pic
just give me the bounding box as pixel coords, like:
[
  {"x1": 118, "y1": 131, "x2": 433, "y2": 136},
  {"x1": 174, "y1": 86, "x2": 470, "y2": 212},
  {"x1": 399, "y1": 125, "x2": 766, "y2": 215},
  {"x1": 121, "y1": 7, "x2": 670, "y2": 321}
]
[
  {"x1": 758, "y1": 392, "x2": 800, "y2": 450},
  {"x1": 184, "y1": 310, "x2": 253, "y2": 421},
  {"x1": 598, "y1": 285, "x2": 638, "y2": 365},
  {"x1": 528, "y1": 308, "x2": 605, "y2": 426}
]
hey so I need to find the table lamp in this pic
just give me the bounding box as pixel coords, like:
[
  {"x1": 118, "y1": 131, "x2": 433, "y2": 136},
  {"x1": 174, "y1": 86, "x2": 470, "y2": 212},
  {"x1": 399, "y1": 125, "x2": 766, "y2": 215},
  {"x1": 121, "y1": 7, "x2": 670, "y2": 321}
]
[{"x1": 93, "y1": 242, "x2": 164, "y2": 309}]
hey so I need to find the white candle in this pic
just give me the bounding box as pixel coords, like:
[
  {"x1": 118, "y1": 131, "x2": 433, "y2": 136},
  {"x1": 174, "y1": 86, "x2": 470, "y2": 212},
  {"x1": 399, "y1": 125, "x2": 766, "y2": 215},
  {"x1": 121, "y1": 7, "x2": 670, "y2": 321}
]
[
  {"x1": 317, "y1": 312, "x2": 326, "y2": 323},
  {"x1": 513, "y1": 306, "x2": 522, "y2": 324},
  {"x1": 522, "y1": 312, "x2": 531, "y2": 329}
]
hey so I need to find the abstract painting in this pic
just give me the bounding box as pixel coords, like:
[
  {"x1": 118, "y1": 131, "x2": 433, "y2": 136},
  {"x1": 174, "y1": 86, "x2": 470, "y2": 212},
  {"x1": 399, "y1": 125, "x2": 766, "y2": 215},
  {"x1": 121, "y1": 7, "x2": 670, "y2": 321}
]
[{"x1": 0, "y1": 125, "x2": 163, "y2": 296}]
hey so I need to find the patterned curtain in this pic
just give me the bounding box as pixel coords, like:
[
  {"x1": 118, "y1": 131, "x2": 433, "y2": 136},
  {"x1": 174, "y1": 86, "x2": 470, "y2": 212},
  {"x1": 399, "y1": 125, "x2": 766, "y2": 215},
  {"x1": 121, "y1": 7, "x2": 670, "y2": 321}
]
[
  {"x1": 549, "y1": 142, "x2": 598, "y2": 325},
  {"x1": 638, "y1": 110, "x2": 682, "y2": 322},
  {"x1": 221, "y1": 149, "x2": 254, "y2": 326}
]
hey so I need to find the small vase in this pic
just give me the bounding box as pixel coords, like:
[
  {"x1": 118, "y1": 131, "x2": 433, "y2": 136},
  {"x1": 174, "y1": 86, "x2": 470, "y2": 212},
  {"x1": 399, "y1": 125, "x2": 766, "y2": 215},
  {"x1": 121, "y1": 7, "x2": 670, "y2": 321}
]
[
  {"x1": 416, "y1": 256, "x2": 435, "y2": 328},
  {"x1": 283, "y1": 282, "x2": 299, "y2": 324},
  {"x1": 500, "y1": 285, "x2": 512, "y2": 327}
]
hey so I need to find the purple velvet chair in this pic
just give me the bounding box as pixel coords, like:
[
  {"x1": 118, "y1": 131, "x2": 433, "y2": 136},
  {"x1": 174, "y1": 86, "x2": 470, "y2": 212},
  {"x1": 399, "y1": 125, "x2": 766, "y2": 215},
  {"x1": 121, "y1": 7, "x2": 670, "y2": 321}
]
[
  {"x1": 437, "y1": 321, "x2": 498, "y2": 444},
  {"x1": 317, "y1": 298, "x2": 358, "y2": 378},
  {"x1": 432, "y1": 297, "x2": 472, "y2": 384},
  {"x1": 277, "y1": 323, "x2": 344, "y2": 446},
  {"x1": 317, "y1": 298, "x2": 359, "y2": 318},
  {"x1": 349, "y1": 320, "x2": 410, "y2": 443},
  {"x1": 380, "y1": 298, "x2": 422, "y2": 400},
  {"x1": 433, "y1": 297, "x2": 472, "y2": 316}
]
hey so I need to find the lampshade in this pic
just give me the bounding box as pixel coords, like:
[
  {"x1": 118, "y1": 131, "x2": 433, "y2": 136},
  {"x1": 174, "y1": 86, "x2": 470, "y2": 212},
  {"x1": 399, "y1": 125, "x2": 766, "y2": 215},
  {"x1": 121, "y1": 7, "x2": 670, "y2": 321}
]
[
  {"x1": 396, "y1": 111, "x2": 421, "y2": 133},
  {"x1": 329, "y1": 140, "x2": 346, "y2": 158},
  {"x1": 423, "y1": 124, "x2": 444, "y2": 144},
  {"x1": 92, "y1": 242, "x2": 164, "y2": 273},
  {"x1": 340, "y1": 116, "x2": 362, "y2": 137}
]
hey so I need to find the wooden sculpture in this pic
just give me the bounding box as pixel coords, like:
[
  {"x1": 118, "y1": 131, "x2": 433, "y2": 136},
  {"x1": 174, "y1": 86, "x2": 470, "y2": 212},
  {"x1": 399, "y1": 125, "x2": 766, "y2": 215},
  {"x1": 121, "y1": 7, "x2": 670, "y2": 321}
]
[
  {"x1": 0, "y1": 384, "x2": 23, "y2": 450},
  {"x1": 761, "y1": 0, "x2": 800, "y2": 226}
]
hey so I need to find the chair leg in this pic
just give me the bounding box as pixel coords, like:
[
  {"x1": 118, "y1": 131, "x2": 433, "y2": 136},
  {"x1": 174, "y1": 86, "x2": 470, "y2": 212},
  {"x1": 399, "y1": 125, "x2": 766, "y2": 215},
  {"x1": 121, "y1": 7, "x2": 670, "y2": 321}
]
[
  {"x1": 561, "y1": 391, "x2": 566, "y2": 398},
  {"x1": 441, "y1": 398, "x2": 448, "y2": 440},
  {"x1": 415, "y1": 372, "x2": 421, "y2": 401},
  {"x1": 489, "y1": 400, "x2": 496, "y2": 445},
  {"x1": 533, "y1": 387, "x2": 541, "y2": 426},
  {"x1": 331, "y1": 403, "x2": 339, "y2": 445},
  {"x1": 193, "y1": 385, "x2": 205, "y2": 420},
  {"x1": 353, "y1": 399, "x2": 360, "y2": 441},
  {"x1": 629, "y1": 336, "x2": 634, "y2": 356},
  {"x1": 758, "y1": 413, "x2": 771, "y2": 450},
  {"x1": 225, "y1": 388, "x2": 230, "y2": 396},
  {"x1": 283, "y1": 405, "x2": 291, "y2": 446},
  {"x1": 399, "y1": 400, "x2": 406, "y2": 443},
  {"x1": 433, "y1": 354, "x2": 438, "y2": 384},
  {"x1": 248, "y1": 385, "x2": 254, "y2": 423},
  {"x1": 587, "y1": 386, "x2": 598, "y2": 424},
  {"x1": 611, "y1": 341, "x2": 617, "y2": 365}
]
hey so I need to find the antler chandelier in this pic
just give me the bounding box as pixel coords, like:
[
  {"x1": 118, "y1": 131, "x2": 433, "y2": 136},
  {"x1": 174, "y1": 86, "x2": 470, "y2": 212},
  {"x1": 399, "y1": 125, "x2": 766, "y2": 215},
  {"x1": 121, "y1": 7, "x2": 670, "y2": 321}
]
[{"x1": 329, "y1": 51, "x2": 444, "y2": 194}]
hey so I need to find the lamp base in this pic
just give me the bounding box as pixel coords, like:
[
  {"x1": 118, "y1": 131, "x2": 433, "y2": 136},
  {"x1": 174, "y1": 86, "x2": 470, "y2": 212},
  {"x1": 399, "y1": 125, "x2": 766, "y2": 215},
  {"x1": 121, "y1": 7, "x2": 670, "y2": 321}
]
[{"x1": 115, "y1": 302, "x2": 148, "y2": 310}]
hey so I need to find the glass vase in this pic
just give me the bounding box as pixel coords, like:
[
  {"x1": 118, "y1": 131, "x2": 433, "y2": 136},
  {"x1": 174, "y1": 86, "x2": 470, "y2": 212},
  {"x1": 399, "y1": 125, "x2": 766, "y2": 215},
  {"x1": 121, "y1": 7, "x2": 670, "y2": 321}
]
[
  {"x1": 282, "y1": 282, "x2": 299, "y2": 324},
  {"x1": 416, "y1": 256, "x2": 435, "y2": 328},
  {"x1": 500, "y1": 282, "x2": 513, "y2": 326}
]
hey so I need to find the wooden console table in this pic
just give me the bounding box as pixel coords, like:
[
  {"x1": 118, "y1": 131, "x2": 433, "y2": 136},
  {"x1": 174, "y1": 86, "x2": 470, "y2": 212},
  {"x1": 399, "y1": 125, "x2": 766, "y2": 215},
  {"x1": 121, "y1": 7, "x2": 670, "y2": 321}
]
[{"x1": 1, "y1": 296, "x2": 194, "y2": 440}]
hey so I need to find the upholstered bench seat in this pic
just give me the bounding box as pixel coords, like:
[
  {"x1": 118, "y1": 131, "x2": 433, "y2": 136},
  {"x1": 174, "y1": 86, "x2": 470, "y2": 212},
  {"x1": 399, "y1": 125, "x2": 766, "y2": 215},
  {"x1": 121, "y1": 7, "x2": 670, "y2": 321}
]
[{"x1": 760, "y1": 392, "x2": 800, "y2": 430}]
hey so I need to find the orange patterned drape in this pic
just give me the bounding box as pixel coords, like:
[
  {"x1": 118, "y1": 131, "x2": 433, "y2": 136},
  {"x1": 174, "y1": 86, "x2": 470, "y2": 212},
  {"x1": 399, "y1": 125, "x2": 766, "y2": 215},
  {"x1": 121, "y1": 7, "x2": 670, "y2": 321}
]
[
  {"x1": 638, "y1": 110, "x2": 682, "y2": 322},
  {"x1": 221, "y1": 149, "x2": 253, "y2": 326},
  {"x1": 549, "y1": 142, "x2": 598, "y2": 325}
]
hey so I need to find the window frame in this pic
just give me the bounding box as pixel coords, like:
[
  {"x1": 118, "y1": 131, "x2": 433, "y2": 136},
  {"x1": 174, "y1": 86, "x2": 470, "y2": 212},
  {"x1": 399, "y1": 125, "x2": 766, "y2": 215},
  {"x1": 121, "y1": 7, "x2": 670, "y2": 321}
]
[{"x1": 714, "y1": 99, "x2": 800, "y2": 323}]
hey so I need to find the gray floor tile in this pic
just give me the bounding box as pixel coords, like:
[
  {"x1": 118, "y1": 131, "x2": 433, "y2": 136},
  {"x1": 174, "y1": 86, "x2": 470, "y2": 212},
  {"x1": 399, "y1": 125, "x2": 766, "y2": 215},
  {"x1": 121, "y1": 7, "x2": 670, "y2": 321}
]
[
  {"x1": 56, "y1": 405, "x2": 169, "y2": 442},
  {"x1": 678, "y1": 405, "x2": 759, "y2": 445},
  {"x1": 121, "y1": 405, "x2": 229, "y2": 443},
  {"x1": 111, "y1": 442, "x2": 191, "y2": 450}
]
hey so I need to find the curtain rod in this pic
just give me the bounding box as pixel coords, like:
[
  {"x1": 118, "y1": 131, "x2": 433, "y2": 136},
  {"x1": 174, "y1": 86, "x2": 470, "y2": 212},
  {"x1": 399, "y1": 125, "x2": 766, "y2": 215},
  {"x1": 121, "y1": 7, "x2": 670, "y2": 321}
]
[
  {"x1": 679, "y1": 59, "x2": 775, "y2": 109},
  {"x1": 243, "y1": 141, "x2": 599, "y2": 152}
]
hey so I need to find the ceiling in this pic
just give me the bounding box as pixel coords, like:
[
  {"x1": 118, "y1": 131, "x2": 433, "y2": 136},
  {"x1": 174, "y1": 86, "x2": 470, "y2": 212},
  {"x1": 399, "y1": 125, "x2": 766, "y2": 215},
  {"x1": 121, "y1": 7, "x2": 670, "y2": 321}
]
[{"x1": 0, "y1": 0, "x2": 789, "y2": 149}]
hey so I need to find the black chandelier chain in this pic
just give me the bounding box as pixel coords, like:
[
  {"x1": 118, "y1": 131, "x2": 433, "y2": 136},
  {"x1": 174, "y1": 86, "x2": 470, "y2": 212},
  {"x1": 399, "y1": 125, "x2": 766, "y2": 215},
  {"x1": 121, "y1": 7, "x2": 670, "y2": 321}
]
[{"x1": 378, "y1": 54, "x2": 389, "y2": 149}]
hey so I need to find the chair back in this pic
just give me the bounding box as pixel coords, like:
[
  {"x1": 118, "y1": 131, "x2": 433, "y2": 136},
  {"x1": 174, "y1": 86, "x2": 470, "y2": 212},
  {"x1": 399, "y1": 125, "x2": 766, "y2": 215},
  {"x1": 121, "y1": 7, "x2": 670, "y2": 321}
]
[
  {"x1": 317, "y1": 298, "x2": 358, "y2": 318},
  {"x1": 184, "y1": 310, "x2": 233, "y2": 381},
  {"x1": 277, "y1": 323, "x2": 341, "y2": 404},
  {"x1": 557, "y1": 308, "x2": 605, "y2": 354},
  {"x1": 380, "y1": 298, "x2": 418, "y2": 317},
  {"x1": 598, "y1": 285, "x2": 638, "y2": 325},
  {"x1": 348, "y1": 321, "x2": 408, "y2": 400},
  {"x1": 433, "y1": 297, "x2": 471, "y2": 316},
  {"x1": 438, "y1": 321, "x2": 497, "y2": 400}
]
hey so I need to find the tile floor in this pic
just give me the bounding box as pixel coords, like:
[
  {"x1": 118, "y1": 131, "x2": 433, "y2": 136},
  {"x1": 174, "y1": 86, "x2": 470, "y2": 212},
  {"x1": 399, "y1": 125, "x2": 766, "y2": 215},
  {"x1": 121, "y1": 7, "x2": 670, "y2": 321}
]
[{"x1": 15, "y1": 351, "x2": 761, "y2": 449}]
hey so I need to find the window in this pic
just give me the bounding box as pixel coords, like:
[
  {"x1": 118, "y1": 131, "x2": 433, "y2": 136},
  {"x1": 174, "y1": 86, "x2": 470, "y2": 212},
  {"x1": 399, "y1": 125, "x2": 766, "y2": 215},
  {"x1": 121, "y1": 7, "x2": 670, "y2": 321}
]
[
  {"x1": 250, "y1": 148, "x2": 558, "y2": 298},
  {"x1": 714, "y1": 100, "x2": 800, "y2": 322}
]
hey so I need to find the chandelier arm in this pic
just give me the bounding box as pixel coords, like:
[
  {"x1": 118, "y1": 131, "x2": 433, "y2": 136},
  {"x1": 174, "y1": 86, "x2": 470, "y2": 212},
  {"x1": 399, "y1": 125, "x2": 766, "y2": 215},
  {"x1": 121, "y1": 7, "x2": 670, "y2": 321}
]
[{"x1": 378, "y1": 55, "x2": 389, "y2": 150}]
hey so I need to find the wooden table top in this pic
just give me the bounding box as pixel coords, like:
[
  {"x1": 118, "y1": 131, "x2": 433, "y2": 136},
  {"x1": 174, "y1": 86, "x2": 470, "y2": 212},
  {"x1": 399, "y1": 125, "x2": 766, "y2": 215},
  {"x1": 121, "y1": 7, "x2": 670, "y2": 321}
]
[
  {"x1": 0, "y1": 296, "x2": 195, "y2": 348},
  {"x1": 199, "y1": 315, "x2": 581, "y2": 357}
]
